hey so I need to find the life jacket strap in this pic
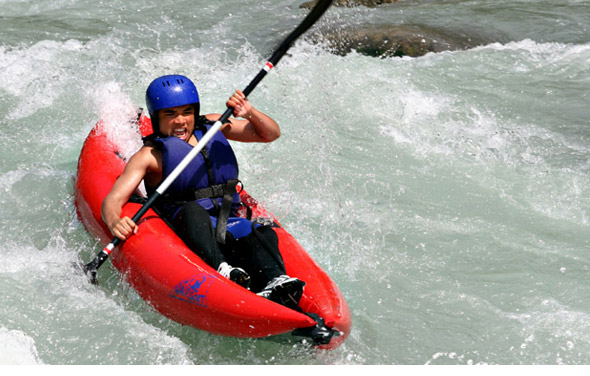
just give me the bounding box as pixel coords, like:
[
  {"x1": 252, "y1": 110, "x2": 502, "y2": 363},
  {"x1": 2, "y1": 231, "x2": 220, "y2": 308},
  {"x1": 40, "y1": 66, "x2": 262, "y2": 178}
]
[
  {"x1": 156, "y1": 179, "x2": 241, "y2": 244},
  {"x1": 205, "y1": 179, "x2": 239, "y2": 244}
]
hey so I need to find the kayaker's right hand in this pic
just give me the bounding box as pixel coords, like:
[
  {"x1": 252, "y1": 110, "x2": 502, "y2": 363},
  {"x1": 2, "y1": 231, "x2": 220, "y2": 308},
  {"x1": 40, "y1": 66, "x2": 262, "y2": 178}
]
[
  {"x1": 109, "y1": 216, "x2": 137, "y2": 240},
  {"x1": 226, "y1": 90, "x2": 252, "y2": 119}
]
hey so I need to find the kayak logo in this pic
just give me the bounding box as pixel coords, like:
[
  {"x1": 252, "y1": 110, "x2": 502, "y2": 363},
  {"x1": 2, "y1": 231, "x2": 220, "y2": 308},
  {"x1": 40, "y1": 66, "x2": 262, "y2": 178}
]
[{"x1": 169, "y1": 274, "x2": 215, "y2": 307}]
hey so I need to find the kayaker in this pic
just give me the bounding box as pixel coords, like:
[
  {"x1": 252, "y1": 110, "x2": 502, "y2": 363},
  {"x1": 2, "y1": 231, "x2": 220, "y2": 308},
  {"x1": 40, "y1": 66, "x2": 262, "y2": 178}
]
[{"x1": 101, "y1": 74, "x2": 305, "y2": 309}]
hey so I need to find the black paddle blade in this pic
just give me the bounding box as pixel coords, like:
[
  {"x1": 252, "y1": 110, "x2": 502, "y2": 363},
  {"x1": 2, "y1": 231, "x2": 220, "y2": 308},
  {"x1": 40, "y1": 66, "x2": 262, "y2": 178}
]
[
  {"x1": 269, "y1": 0, "x2": 334, "y2": 66},
  {"x1": 242, "y1": 0, "x2": 334, "y2": 99},
  {"x1": 82, "y1": 261, "x2": 99, "y2": 285},
  {"x1": 292, "y1": 313, "x2": 339, "y2": 346},
  {"x1": 82, "y1": 250, "x2": 110, "y2": 284},
  {"x1": 75, "y1": 250, "x2": 110, "y2": 284},
  {"x1": 71, "y1": 260, "x2": 99, "y2": 285}
]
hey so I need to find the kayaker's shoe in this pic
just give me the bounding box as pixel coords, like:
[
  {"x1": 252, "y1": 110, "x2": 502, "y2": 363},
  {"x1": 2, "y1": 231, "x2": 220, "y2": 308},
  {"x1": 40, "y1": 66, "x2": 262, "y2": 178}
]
[
  {"x1": 217, "y1": 262, "x2": 251, "y2": 289},
  {"x1": 257, "y1": 275, "x2": 305, "y2": 310}
]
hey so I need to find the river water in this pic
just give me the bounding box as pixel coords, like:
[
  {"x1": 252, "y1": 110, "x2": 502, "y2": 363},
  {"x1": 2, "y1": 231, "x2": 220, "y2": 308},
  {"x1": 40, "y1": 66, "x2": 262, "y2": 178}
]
[{"x1": 0, "y1": 0, "x2": 589, "y2": 365}]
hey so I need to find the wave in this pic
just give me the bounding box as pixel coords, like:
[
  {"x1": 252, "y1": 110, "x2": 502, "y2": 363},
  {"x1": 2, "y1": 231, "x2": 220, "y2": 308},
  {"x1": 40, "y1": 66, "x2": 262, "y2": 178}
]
[{"x1": 0, "y1": 327, "x2": 43, "y2": 365}]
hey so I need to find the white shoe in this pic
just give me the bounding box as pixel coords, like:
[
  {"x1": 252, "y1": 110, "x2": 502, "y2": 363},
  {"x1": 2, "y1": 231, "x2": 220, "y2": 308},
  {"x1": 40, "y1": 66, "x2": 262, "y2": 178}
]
[{"x1": 217, "y1": 262, "x2": 251, "y2": 289}]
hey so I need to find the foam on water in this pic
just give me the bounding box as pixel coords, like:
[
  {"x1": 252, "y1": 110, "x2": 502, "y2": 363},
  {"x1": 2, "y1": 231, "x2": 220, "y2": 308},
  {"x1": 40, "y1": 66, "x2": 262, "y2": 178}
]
[
  {"x1": 0, "y1": 235, "x2": 195, "y2": 364},
  {"x1": 0, "y1": 327, "x2": 43, "y2": 365},
  {"x1": 92, "y1": 81, "x2": 143, "y2": 159}
]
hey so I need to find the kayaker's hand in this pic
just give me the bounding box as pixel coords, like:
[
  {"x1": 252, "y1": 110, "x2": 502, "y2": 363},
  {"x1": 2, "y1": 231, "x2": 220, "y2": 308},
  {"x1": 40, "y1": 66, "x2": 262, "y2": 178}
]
[
  {"x1": 226, "y1": 90, "x2": 253, "y2": 119},
  {"x1": 109, "y1": 216, "x2": 137, "y2": 240}
]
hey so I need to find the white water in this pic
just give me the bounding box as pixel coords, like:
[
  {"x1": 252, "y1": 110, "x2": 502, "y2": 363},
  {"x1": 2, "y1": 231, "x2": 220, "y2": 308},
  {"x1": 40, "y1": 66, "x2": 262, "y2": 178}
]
[{"x1": 1, "y1": 0, "x2": 589, "y2": 365}]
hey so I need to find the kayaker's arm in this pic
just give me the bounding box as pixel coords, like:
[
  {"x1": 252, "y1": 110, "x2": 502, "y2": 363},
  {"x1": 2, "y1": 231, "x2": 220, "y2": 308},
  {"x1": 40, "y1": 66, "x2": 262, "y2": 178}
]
[
  {"x1": 101, "y1": 146, "x2": 160, "y2": 240},
  {"x1": 208, "y1": 89, "x2": 281, "y2": 143}
]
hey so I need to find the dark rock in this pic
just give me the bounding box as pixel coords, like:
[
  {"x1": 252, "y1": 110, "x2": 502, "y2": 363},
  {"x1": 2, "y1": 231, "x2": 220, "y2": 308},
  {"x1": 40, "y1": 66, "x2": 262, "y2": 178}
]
[
  {"x1": 300, "y1": 0, "x2": 398, "y2": 8},
  {"x1": 300, "y1": 0, "x2": 488, "y2": 58},
  {"x1": 319, "y1": 24, "x2": 484, "y2": 58}
]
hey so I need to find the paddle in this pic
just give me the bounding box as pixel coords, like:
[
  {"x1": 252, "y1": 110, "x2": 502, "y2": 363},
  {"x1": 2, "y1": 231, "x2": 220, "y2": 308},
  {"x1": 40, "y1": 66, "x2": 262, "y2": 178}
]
[{"x1": 81, "y1": 0, "x2": 334, "y2": 284}]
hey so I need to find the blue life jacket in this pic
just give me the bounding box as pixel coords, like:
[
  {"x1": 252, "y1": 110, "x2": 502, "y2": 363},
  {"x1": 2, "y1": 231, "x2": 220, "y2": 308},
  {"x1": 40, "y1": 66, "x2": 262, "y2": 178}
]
[{"x1": 146, "y1": 118, "x2": 253, "y2": 241}]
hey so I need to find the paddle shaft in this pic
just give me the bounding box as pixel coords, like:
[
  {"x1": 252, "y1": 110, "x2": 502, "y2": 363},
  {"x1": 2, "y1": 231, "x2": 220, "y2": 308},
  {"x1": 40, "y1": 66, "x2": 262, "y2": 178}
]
[{"x1": 83, "y1": 0, "x2": 334, "y2": 280}]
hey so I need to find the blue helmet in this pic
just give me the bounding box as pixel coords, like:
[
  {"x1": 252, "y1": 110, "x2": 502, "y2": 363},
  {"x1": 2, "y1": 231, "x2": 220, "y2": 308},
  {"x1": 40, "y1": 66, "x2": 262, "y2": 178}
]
[{"x1": 145, "y1": 75, "x2": 200, "y2": 132}]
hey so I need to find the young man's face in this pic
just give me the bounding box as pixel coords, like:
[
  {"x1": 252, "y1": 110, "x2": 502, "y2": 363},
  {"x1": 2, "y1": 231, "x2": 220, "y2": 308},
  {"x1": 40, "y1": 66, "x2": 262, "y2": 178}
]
[{"x1": 158, "y1": 104, "x2": 195, "y2": 142}]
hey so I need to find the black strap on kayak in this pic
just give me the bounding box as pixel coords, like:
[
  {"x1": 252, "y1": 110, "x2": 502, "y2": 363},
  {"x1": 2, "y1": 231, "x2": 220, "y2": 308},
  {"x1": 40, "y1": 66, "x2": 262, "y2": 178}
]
[
  {"x1": 241, "y1": 202, "x2": 253, "y2": 220},
  {"x1": 291, "y1": 313, "x2": 340, "y2": 346}
]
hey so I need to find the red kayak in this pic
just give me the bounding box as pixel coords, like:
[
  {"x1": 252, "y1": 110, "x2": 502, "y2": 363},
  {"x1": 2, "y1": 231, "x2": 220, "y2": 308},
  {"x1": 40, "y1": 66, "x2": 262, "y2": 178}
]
[{"x1": 74, "y1": 114, "x2": 351, "y2": 349}]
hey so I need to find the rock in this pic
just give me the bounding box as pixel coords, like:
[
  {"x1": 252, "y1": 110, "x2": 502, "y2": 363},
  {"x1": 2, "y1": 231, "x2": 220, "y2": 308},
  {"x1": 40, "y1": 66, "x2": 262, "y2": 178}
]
[
  {"x1": 318, "y1": 24, "x2": 484, "y2": 58},
  {"x1": 300, "y1": 1, "x2": 488, "y2": 58},
  {"x1": 300, "y1": 0, "x2": 398, "y2": 8}
]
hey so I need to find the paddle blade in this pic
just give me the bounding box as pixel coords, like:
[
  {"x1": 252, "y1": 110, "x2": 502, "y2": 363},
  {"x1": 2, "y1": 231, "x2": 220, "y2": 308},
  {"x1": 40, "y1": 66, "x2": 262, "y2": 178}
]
[{"x1": 269, "y1": 0, "x2": 333, "y2": 66}]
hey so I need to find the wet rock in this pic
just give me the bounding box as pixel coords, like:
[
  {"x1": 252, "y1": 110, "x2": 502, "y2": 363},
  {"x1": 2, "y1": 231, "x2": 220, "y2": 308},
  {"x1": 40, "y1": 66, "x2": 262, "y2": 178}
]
[
  {"x1": 319, "y1": 24, "x2": 483, "y2": 58},
  {"x1": 300, "y1": 0, "x2": 488, "y2": 58},
  {"x1": 300, "y1": 0, "x2": 398, "y2": 8}
]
